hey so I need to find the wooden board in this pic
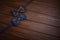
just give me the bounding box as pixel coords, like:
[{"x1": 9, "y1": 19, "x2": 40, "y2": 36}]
[
  {"x1": 0, "y1": 14, "x2": 60, "y2": 38},
  {"x1": 0, "y1": 0, "x2": 60, "y2": 28},
  {"x1": 0, "y1": 0, "x2": 60, "y2": 40}
]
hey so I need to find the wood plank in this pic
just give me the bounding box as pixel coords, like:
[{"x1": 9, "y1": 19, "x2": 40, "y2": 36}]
[
  {"x1": 1, "y1": 24, "x2": 60, "y2": 40},
  {"x1": 0, "y1": 14, "x2": 60, "y2": 37},
  {"x1": 25, "y1": 10, "x2": 60, "y2": 28},
  {"x1": 1, "y1": 24, "x2": 60, "y2": 39},
  {"x1": 0, "y1": 0, "x2": 59, "y2": 18},
  {"x1": 34, "y1": 0, "x2": 58, "y2": 4},
  {"x1": 26, "y1": 1, "x2": 60, "y2": 18},
  {"x1": 19, "y1": 20, "x2": 60, "y2": 37},
  {"x1": 0, "y1": 32, "x2": 26, "y2": 40},
  {"x1": 2, "y1": 0, "x2": 60, "y2": 40},
  {"x1": 0, "y1": 1, "x2": 59, "y2": 37},
  {"x1": 0, "y1": 0, "x2": 60, "y2": 40},
  {"x1": 0, "y1": 24, "x2": 59, "y2": 40},
  {"x1": 0, "y1": 8, "x2": 60, "y2": 28},
  {"x1": 1, "y1": 0, "x2": 60, "y2": 18},
  {"x1": 0, "y1": 5, "x2": 60, "y2": 28},
  {"x1": 0, "y1": 1, "x2": 60, "y2": 28}
]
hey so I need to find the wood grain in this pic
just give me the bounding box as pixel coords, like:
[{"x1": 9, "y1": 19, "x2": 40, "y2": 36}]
[
  {"x1": 0, "y1": 0, "x2": 60, "y2": 28},
  {"x1": 0, "y1": 0, "x2": 60, "y2": 40},
  {"x1": 0, "y1": 14, "x2": 60, "y2": 37}
]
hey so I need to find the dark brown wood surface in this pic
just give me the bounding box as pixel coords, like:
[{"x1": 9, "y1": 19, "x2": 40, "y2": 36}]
[{"x1": 0, "y1": 0, "x2": 60, "y2": 40}]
